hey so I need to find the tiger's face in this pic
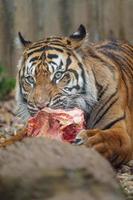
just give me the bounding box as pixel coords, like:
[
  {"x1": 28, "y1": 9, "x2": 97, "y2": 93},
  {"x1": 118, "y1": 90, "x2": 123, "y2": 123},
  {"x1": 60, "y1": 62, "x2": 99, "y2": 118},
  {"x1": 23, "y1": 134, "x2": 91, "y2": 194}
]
[{"x1": 16, "y1": 25, "x2": 97, "y2": 120}]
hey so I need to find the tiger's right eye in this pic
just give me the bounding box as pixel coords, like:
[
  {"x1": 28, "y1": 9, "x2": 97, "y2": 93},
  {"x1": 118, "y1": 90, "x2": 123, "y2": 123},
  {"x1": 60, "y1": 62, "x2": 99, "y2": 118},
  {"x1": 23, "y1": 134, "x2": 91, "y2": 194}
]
[
  {"x1": 26, "y1": 76, "x2": 34, "y2": 84},
  {"x1": 54, "y1": 71, "x2": 62, "y2": 80}
]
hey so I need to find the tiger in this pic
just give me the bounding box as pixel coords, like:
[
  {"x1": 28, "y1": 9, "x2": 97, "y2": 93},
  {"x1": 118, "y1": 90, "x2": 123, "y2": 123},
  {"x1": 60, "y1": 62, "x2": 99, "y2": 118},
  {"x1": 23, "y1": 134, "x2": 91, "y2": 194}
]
[{"x1": 16, "y1": 24, "x2": 133, "y2": 167}]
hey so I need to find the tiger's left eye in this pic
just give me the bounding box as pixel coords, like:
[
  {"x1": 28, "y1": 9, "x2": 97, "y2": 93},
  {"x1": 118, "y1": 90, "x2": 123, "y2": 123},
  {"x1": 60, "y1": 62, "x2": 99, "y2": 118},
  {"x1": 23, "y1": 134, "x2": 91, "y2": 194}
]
[
  {"x1": 26, "y1": 76, "x2": 34, "y2": 84},
  {"x1": 54, "y1": 71, "x2": 62, "y2": 80}
]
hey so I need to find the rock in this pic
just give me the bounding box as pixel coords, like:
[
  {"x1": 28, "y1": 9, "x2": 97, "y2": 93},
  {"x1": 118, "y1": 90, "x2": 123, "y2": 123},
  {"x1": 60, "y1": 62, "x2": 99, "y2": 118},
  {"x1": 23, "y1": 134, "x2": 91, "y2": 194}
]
[
  {"x1": 0, "y1": 137, "x2": 125, "y2": 200},
  {"x1": 116, "y1": 160, "x2": 133, "y2": 199},
  {"x1": 119, "y1": 165, "x2": 130, "y2": 173},
  {"x1": 128, "y1": 160, "x2": 133, "y2": 167}
]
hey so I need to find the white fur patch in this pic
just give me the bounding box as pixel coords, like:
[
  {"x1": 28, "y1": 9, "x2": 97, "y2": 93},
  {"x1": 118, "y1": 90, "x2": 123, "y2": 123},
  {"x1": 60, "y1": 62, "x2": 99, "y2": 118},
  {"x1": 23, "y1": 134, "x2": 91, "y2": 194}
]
[
  {"x1": 73, "y1": 31, "x2": 80, "y2": 36},
  {"x1": 72, "y1": 50, "x2": 98, "y2": 105},
  {"x1": 85, "y1": 70, "x2": 98, "y2": 102},
  {"x1": 16, "y1": 58, "x2": 30, "y2": 122}
]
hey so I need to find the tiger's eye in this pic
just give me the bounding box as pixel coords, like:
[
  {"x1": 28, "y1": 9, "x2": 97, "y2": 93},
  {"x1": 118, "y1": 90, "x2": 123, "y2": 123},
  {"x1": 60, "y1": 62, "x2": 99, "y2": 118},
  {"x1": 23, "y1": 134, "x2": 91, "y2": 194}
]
[
  {"x1": 54, "y1": 71, "x2": 62, "y2": 80},
  {"x1": 64, "y1": 87, "x2": 69, "y2": 91},
  {"x1": 26, "y1": 76, "x2": 34, "y2": 84}
]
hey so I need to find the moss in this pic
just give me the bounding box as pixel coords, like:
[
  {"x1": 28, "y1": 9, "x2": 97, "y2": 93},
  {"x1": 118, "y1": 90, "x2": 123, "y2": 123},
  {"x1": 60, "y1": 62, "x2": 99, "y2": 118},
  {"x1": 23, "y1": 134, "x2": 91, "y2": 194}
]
[{"x1": 0, "y1": 65, "x2": 16, "y2": 100}]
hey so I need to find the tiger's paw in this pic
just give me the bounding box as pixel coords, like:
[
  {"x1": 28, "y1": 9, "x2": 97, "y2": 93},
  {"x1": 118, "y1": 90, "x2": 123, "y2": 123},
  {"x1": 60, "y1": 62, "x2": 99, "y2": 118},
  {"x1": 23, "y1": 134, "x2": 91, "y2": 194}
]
[
  {"x1": 74, "y1": 129, "x2": 132, "y2": 167},
  {"x1": 75, "y1": 129, "x2": 102, "y2": 147},
  {"x1": 75, "y1": 129, "x2": 108, "y2": 151}
]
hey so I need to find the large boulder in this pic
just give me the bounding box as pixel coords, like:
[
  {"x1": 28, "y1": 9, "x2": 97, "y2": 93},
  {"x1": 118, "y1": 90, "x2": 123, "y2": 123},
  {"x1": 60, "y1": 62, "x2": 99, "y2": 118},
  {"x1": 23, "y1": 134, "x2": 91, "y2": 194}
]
[{"x1": 0, "y1": 137, "x2": 125, "y2": 200}]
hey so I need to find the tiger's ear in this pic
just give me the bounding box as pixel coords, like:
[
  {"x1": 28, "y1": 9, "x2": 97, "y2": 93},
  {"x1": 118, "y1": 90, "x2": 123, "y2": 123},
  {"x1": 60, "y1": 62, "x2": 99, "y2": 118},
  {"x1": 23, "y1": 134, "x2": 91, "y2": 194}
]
[
  {"x1": 70, "y1": 24, "x2": 86, "y2": 40},
  {"x1": 69, "y1": 24, "x2": 87, "y2": 49},
  {"x1": 18, "y1": 32, "x2": 32, "y2": 47}
]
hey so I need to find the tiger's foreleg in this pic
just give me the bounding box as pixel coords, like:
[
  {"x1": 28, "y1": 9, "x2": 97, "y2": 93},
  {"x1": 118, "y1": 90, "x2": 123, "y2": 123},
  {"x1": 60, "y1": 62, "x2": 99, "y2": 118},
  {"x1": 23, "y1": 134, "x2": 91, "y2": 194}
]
[{"x1": 75, "y1": 123, "x2": 132, "y2": 167}]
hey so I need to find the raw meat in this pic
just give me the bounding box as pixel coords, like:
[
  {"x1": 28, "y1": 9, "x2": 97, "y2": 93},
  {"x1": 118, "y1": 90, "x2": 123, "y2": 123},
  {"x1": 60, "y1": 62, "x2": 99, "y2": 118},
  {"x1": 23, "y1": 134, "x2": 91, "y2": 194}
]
[{"x1": 27, "y1": 107, "x2": 85, "y2": 143}]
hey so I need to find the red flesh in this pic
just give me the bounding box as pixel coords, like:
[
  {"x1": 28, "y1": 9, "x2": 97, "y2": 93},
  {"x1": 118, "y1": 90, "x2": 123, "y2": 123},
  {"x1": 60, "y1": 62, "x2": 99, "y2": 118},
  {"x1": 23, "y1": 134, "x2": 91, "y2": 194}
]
[{"x1": 27, "y1": 108, "x2": 85, "y2": 143}]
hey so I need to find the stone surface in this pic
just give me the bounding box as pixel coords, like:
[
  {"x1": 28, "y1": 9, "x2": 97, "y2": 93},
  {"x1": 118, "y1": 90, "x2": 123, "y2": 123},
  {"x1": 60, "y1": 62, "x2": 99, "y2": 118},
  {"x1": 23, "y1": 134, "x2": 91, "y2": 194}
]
[
  {"x1": 0, "y1": 137, "x2": 125, "y2": 200},
  {"x1": 117, "y1": 160, "x2": 133, "y2": 200}
]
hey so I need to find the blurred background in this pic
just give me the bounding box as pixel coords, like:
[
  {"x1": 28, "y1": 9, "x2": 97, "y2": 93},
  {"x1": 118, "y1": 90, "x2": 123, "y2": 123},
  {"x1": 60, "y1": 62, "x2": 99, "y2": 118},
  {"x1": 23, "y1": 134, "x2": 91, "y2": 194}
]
[{"x1": 0, "y1": 0, "x2": 133, "y2": 77}]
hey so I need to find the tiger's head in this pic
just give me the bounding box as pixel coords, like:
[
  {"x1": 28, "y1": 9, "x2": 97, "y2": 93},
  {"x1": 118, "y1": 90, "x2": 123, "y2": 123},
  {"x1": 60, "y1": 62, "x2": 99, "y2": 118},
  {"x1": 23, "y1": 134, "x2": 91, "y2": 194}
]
[{"x1": 16, "y1": 25, "x2": 97, "y2": 121}]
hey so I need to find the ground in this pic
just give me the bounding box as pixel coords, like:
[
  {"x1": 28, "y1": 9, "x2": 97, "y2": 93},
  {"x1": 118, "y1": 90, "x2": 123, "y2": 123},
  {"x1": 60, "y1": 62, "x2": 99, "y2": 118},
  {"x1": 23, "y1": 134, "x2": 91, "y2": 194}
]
[{"x1": 0, "y1": 95, "x2": 132, "y2": 199}]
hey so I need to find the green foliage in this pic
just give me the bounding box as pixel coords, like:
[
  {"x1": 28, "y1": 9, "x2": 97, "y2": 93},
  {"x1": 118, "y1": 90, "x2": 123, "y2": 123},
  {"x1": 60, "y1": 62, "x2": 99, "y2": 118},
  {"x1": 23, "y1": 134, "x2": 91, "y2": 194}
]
[{"x1": 0, "y1": 65, "x2": 16, "y2": 100}]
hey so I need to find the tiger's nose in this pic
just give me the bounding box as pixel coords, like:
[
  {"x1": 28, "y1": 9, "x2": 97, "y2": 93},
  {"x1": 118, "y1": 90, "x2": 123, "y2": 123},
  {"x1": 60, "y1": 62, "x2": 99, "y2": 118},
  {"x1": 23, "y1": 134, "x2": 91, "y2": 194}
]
[
  {"x1": 35, "y1": 98, "x2": 49, "y2": 109},
  {"x1": 36, "y1": 102, "x2": 49, "y2": 109}
]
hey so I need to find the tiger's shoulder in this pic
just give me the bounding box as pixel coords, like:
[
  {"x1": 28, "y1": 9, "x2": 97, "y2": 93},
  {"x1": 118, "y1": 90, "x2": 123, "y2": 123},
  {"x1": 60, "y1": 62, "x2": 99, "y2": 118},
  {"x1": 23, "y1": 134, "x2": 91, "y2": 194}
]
[
  {"x1": 83, "y1": 39, "x2": 133, "y2": 82},
  {"x1": 85, "y1": 39, "x2": 133, "y2": 68},
  {"x1": 81, "y1": 39, "x2": 133, "y2": 105}
]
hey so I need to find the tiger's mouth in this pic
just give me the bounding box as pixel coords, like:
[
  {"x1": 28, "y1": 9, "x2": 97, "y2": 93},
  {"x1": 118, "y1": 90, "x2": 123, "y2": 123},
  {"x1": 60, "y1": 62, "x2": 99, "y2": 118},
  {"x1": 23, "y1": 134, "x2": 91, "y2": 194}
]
[
  {"x1": 28, "y1": 107, "x2": 39, "y2": 117},
  {"x1": 27, "y1": 95, "x2": 90, "y2": 123},
  {"x1": 28, "y1": 105, "x2": 85, "y2": 117}
]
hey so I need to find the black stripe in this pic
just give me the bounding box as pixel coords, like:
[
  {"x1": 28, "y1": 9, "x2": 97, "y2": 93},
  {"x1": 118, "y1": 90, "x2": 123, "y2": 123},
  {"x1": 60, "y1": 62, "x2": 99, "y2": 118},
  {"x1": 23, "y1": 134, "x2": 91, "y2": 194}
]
[
  {"x1": 90, "y1": 48, "x2": 117, "y2": 79},
  {"x1": 47, "y1": 54, "x2": 58, "y2": 59},
  {"x1": 30, "y1": 61, "x2": 37, "y2": 67},
  {"x1": 52, "y1": 94, "x2": 62, "y2": 102},
  {"x1": 120, "y1": 70, "x2": 129, "y2": 100},
  {"x1": 98, "y1": 85, "x2": 109, "y2": 100},
  {"x1": 120, "y1": 57, "x2": 133, "y2": 77},
  {"x1": 92, "y1": 97, "x2": 118, "y2": 128},
  {"x1": 92, "y1": 69, "x2": 103, "y2": 98},
  {"x1": 67, "y1": 85, "x2": 80, "y2": 91},
  {"x1": 78, "y1": 63, "x2": 85, "y2": 79},
  {"x1": 28, "y1": 47, "x2": 45, "y2": 56},
  {"x1": 95, "y1": 80, "x2": 103, "y2": 93},
  {"x1": 45, "y1": 46, "x2": 64, "y2": 53},
  {"x1": 29, "y1": 56, "x2": 39, "y2": 62},
  {"x1": 120, "y1": 46, "x2": 133, "y2": 60},
  {"x1": 101, "y1": 50, "x2": 133, "y2": 78},
  {"x1": 121, "y1": 66, "x2": 133, "y2": 80},
  {"x1": 78, "y1": 63, "x2": 86, "y2": 91},
  {"x1": 92, "y1": 90, "x2": 118, "y2": 122},
  {"x1": 97, "y1": 42, "x2": 120, "y2": 51},
  {"x1": 28, "y1": 43, "x2": 45, "y2": 50},
  {"x1": 66, "y1": 56, "x2": 72, "y2": 69},
  {"x1": 89, "y1": 49, "x2": 117, "y2": 79},
  {"x1": 68, "y1": 69, "x2": 79, "y2": 80},
  {"x1": 113, "y1": 54, "x2": 133, "y2": 79},
  {"x1": 102, "y1": 114, "x2": 125, "y2": 130},
  {"x1": 88, "y1": 49, "x2": 106, "y2": 64},
  {"x1": 58, "y1": 60, "x2": 63, "y2": 70},
  {"x1": 47, "y1": 37, "x2": 62, "y2": 40},
  {"x1": 49, "y1": 61, "x2": 57, "y2": 66},
  {"x1": 52, "y1": 98, "x2": 61, "y2": 106},
  {"x1": 48, "y1": 42, "x2": 66, "y2": 48},
  {"x1": 50, "y1": 46, "x2": 64, "y2": 52},
  {"x1": 28, "y1": 46, "x2": 63, "y2": 57},
  {"x1": 124, "y1": 45, "x2": 133, "y2": 53}
]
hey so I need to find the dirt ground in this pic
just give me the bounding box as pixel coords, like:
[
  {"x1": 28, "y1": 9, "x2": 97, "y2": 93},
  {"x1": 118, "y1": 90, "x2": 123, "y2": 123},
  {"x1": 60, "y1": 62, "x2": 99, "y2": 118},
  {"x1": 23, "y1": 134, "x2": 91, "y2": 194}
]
[{"x1": 0, "y1": 97, "x2": 132, "y2": 200}]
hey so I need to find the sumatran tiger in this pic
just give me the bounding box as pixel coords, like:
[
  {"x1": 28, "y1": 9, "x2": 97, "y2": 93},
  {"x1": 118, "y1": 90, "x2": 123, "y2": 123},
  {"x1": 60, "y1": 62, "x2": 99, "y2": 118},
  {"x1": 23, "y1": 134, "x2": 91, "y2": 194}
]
[{"x1": 15, "y1": 25, "x2": 133, "y2": 167}]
